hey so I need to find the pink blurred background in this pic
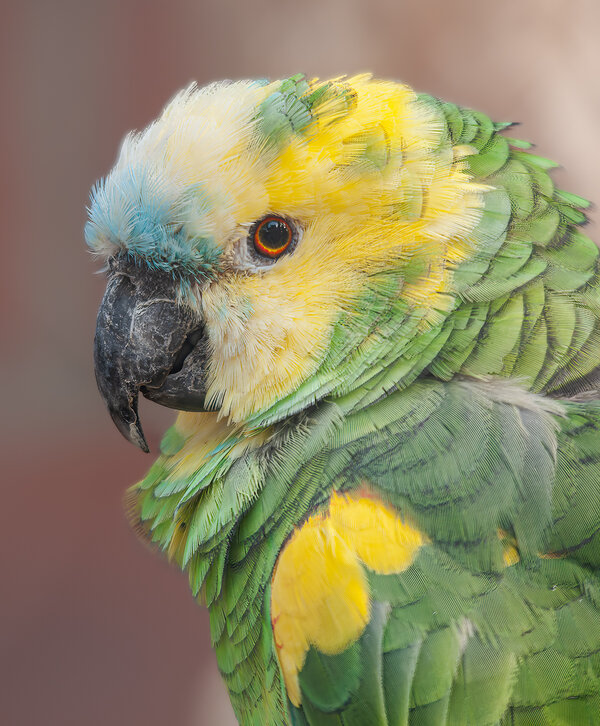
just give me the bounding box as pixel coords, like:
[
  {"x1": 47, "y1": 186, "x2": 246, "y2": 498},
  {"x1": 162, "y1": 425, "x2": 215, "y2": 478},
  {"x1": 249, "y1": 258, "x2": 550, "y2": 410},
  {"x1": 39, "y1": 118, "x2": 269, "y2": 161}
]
[{"x1": 2, "y1": 1, "x2": 599, "y2": 724}]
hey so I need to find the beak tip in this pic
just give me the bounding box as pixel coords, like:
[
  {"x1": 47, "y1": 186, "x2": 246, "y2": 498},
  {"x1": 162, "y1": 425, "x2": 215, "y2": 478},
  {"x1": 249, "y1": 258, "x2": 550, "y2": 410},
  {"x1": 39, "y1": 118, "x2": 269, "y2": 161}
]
[
  {"x1": 131, "y1": 427, "x2": 150, "y2": 454},
  {"x1": 109, "y1": 407, "x2": 150, "y2": 453}
]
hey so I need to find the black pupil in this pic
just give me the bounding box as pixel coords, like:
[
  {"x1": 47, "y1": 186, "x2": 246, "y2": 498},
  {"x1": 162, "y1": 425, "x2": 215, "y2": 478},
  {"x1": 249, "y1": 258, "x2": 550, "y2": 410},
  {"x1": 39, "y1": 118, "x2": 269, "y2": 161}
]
[{"x1": 259, "y1": 219, "x2": 290, "y2": 250}]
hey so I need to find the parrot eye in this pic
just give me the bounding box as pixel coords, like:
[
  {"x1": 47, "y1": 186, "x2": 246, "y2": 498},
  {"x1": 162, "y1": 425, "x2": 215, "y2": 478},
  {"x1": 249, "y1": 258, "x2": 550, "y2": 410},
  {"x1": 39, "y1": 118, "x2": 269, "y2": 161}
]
[{"x1": 251, "y1": 216, "x2": 294, "y2": 258}]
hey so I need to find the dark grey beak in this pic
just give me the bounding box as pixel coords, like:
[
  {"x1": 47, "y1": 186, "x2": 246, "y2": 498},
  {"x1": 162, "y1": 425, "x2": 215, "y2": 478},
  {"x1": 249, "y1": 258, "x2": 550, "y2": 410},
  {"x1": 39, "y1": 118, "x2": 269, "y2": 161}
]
[{"x1": 94, "y1": 267, "x2": 210, "y2": 452}]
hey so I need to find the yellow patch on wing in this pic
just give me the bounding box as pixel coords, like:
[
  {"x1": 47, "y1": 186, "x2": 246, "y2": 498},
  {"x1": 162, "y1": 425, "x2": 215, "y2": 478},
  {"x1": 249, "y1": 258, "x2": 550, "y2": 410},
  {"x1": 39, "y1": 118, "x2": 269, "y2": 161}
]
[
  {"x1": 502, "y1": 543, "x2": 520, "y2": 567},
  {"x1": 270, "y1": 490, "x2": 424, "y2": 706},
  {"x1": 498, "y1": 529, "x2": 520, "y2": 567},
  {"x1": 330, "y1": 491, "x2": 425, "y2": 574}
]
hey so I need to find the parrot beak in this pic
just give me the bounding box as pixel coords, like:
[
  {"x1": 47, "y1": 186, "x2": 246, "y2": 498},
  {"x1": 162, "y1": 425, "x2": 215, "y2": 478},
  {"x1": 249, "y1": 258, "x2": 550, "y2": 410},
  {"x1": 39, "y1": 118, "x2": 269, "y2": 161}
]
[{"x1": 94, "y1": 268, "x2": 210, "y2": 452}]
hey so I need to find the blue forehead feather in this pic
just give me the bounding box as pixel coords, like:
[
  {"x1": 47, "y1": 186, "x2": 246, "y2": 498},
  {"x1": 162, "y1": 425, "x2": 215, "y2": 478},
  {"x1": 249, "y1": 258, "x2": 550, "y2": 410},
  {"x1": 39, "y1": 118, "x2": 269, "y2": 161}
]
[{"x1": 85, "y1": 164, "x2": 221, "y2": 284}]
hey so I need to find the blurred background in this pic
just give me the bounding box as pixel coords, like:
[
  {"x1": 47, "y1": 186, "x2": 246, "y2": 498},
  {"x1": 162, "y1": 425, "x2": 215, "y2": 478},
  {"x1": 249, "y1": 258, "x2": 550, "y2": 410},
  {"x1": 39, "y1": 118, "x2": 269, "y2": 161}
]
[{"x1": 2, "y1": 1, "x2": 599, "y2": 724}]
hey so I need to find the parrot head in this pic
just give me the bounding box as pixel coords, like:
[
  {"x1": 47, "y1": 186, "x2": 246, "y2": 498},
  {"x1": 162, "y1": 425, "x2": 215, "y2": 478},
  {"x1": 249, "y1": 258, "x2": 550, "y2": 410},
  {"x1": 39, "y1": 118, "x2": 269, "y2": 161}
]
[{"x1": 87, "y1": 74, "x2": 486, "y2": 450}]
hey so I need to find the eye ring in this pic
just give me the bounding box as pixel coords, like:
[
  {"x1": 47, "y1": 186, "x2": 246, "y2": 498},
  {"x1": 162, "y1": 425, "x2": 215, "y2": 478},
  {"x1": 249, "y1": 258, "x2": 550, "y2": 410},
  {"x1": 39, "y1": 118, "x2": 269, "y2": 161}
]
[{"x1": 252, "y1": 216, "x2": 294, "y2": 258}]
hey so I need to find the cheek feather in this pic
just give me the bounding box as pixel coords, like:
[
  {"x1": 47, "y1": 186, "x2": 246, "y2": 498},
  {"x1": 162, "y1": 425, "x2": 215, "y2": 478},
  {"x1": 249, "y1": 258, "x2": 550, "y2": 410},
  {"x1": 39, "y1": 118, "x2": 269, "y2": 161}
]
[{"x1": 201, "y1": 274, "x2": 339, "y2": 422}]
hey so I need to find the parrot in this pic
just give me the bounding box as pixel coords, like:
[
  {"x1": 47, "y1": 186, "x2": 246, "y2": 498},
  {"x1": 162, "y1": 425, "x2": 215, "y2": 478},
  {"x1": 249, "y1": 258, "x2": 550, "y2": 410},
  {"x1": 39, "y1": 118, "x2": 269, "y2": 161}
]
[{"x1": 87, "y1": 74, "x2": 600, "y2": 725}]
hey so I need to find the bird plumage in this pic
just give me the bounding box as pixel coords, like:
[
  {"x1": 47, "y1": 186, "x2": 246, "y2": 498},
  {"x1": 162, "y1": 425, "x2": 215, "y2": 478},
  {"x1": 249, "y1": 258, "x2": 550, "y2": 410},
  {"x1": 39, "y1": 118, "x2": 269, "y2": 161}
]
[{"x1": 88, "y1": 75, "x2": 600, "y2": 725}]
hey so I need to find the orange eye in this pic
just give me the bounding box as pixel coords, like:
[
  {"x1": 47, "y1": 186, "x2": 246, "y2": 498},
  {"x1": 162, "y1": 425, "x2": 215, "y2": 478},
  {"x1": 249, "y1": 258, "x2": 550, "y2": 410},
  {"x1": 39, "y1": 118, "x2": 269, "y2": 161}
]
[{"x1": 253, "y1": 216, "x2": 293, "y2": 258}]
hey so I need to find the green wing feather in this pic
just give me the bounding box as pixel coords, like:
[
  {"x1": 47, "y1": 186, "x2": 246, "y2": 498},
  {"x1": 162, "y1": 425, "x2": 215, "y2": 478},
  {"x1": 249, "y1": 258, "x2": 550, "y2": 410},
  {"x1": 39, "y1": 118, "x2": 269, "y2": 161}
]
[{"x1": 292, "y1": 381, "x2": 600, "y2": 726}]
